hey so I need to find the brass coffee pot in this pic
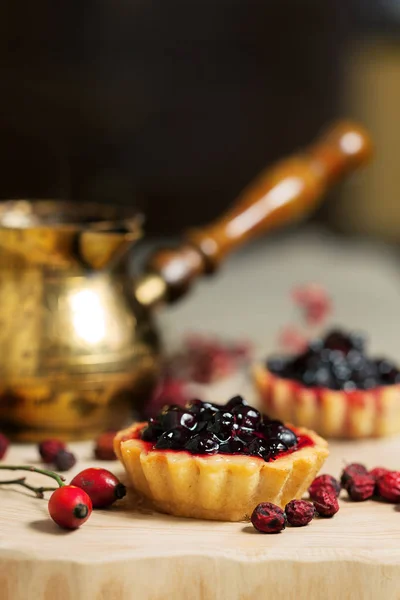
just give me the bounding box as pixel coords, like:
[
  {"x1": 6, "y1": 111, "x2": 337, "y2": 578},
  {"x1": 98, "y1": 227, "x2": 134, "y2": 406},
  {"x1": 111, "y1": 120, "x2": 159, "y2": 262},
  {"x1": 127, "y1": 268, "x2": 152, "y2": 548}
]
[{"x1": 0, "y1": 121, "x2": 372, "y2": 441}]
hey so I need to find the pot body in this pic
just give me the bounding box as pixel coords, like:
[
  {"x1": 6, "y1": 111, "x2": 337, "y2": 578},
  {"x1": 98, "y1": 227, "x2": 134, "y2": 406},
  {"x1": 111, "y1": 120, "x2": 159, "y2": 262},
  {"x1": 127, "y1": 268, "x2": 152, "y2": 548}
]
[{"x1": 0, "y1": 201, "x2": 160, "y2": 441}]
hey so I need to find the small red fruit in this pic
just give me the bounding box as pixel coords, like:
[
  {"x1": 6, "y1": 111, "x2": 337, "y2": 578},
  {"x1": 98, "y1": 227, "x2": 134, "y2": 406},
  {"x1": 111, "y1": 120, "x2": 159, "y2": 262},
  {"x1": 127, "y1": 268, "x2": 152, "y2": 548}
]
[
  {"x1": 340, "y1": 463, "x2": 367, "y2": 489},
  {"x1": 48, "y1": 485, "x2": 92, "y2": 529},
  {"x1": 54, "y1": 449, "x2": 77, "y2": 472},
  {"x1": 309, "y1": 474, "x2": 341, "y2": 498},
  {"x1": 285, "y1": 500, "x2": 315, "y2": 527},
  {"x1": 369, "y1": 467, "x2": 389, "y2": 482},
  {"x1": 94, "y1": 431, "x2": 117, "y2": 461},
  {"x1": 377, "y1": 471, "x2": 400, "y2": 503},
  {"x1": 312, "y1": 488, "x2": 339, "y2": 517},
  {"x1": 347, "y1": 474, "x2": 375, "y2": 501},
  {"x1": 70, "y1": 468, "x2": 126, "y2": 508},
  {"x1": 39, "y1": 439, "x2": 66, "y2": 464},
  {"x1": 251, "y1": 502, "x2": 286, "y2": 533},
  {"x1": 0, "y1": 433, "x2": 10, "y2": 459}
]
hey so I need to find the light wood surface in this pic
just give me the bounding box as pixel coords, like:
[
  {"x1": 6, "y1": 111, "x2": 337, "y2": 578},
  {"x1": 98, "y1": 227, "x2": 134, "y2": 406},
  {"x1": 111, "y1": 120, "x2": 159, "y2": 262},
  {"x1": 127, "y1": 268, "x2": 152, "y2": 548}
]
[{"x1": 0, "y1": 436, "x2": 399, "y2": 600}]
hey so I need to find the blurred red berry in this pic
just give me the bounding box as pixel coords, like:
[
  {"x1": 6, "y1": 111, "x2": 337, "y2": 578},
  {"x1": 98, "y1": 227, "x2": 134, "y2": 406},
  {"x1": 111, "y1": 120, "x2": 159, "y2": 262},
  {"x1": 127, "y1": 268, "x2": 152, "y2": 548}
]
[
  {"x1": 292, "y1": 283, "x2": 331, "y2": 327},
  {"x1": 94, "y1": 431, "x2": 117, "y2": 460},
  {"x1": 278, "y1": 326, "x2": 308, "y2": 354},
  {"x1": 377, "y1": 471, "x2": 400, "y2": 503},
  {"x1": 39, "y1": 439, "x2": 66, "y2": 464},
  {"x1": 0, "y1": 433, "x2": 10, "y2": 460}
]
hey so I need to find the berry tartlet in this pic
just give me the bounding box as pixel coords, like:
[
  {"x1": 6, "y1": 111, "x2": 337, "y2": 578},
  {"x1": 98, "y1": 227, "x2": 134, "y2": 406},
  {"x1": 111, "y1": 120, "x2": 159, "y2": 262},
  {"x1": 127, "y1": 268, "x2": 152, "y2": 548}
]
[
  {"x1": 114, "y1": 397, "x2": 328, "y2": 521},
  {"x1": 253, "y1": 329, "x2": 400, "y2": 439}
]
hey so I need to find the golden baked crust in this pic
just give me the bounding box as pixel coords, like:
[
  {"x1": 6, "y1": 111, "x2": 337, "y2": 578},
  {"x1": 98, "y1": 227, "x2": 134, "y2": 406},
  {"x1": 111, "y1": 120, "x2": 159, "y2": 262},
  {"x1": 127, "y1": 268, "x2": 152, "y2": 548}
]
[
  {"x1": 253, "y1": 363, "x2": 400, "y2": 439},
  {"x1": 114, "y1": 421, "x2": 328, "y2": 521}
]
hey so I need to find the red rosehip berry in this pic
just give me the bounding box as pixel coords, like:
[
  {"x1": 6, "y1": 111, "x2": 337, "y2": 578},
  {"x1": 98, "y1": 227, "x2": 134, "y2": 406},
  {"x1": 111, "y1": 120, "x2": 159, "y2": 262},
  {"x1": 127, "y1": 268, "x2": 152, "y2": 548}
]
[
  {"x1": 340, "y1": 463, "x2": 367, "y2": 489},
  {"x1": 54, "y1": 449, "x2": 77, "y2": 472},
  {"x1": 347, "y1": 474, "x2": 375, "y2": 501},
  {"x1": 312, "y1": 488, "x2": 339, "y2": 517},
  {"x1": 0, "y1": 433, "x2": 10, "y2": 459},
  {"x1": 48, "y1": 486, "x2": 92, "y2": 530},
  {"x1": 369, "y1": 467, "x2": 390, "y2": 482},
  {"x1": 309, "y1": 474, "x2": 341, "y2": 498},
  {"x1": 377, "y1": 471, "x2": 400, "y2": 503},
  {"x1": 94, "y1": 431, "x2": 117, "y2": 461},
  {"x1": 251, "y1": 502, "x2": 286, "y2": 533},
  {"x1": 39, "y1": 439, "x2": 66, "y2": 464},
  {"x1": 70, "y1": 468, "x2": 126, "y2": 508},
  {"x1": 285, "y1": 500, "x2": 315, "y2": 527}
]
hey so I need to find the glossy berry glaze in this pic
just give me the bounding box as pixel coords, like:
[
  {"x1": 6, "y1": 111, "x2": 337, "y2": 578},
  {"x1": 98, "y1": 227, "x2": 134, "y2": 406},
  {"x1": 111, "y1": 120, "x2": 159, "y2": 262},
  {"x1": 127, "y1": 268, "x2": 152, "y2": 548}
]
[
  {"x1": 267, "y1": 329, "x2": 400, "y2": 392},
  {"x1": 132, "y1": 396, "x2": 314, "y2": 462}
]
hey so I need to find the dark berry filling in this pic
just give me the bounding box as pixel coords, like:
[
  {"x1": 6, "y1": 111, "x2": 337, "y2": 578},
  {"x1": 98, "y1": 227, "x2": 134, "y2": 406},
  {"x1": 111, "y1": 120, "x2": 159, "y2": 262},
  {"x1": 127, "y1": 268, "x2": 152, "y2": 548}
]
[
  {"x1": 267, "y1": 328, "x2": 400, "y2": 391},
  {"x1": 138, "y1": 396, "x2": 311, "y2": 461}
]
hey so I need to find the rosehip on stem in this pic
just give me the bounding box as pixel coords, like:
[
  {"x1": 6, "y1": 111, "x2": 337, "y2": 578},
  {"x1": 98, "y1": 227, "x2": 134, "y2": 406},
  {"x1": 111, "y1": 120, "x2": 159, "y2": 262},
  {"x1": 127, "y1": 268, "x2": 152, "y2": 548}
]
[
  {"x1": 48, "y1": 486, "x2": 92, "y2": 530},
  {"x1": 70, "y1": 468, "x2": 126, "y2": 508}
]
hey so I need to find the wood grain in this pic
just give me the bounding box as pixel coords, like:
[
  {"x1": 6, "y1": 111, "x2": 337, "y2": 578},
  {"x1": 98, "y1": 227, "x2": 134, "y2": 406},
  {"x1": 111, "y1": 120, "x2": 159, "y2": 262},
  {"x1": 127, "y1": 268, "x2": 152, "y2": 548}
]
[{"x1": 0, "y1": 437, "x2": 399, "y2": 600}]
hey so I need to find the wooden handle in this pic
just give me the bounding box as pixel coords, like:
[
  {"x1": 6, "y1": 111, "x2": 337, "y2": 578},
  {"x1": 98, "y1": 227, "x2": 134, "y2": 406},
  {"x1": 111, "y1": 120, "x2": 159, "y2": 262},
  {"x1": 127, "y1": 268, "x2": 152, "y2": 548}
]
[{"x1": 136, "y1": 120, "x2": 372, "y2": 306}]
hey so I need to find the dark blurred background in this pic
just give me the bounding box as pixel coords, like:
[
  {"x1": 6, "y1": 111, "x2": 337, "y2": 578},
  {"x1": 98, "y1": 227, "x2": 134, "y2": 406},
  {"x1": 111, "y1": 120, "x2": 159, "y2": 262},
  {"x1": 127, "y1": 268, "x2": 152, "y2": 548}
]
[{"x1": 0, "y1": 1, "x2": 399, "y2": 237}]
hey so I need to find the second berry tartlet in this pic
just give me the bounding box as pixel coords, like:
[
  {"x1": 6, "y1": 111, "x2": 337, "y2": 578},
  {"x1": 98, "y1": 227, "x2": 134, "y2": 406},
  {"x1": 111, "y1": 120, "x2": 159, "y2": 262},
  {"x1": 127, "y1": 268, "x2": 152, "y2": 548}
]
[
  {"x1": 114, "y1": 396, "x2": 328, "y2": 521},
  {"x1": 253, "y1": 329, "x2": 400, "y2": 438}
]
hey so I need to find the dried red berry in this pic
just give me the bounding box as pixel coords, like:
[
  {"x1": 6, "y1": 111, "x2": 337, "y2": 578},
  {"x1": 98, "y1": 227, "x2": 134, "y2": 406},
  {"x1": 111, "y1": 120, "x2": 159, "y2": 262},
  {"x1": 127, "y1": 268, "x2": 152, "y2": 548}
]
[
  {"x1": 0, "y1": 433, "x2": 10, "y2": 460},
  {"x1": 340, "y1": 463, "x2": 367, "y2": 489},
  {"x1": 94, "y1": 431, "x2": 117, "y2": 461},
  {"x1": 70, "y1": 468, "x2": 126, "y2": 508},
  {"x1": 54, "y1": 449, "x2": 77, "y2": 472},
  {"x1": 292, "y1": 283, "x2": 331, "y2": 327},
  {"x1": 285, "y1": 500, "x2": 315, "y2": 527},
  {"x1": 369, "y1": 467, "x2": 390, "y2": 482},
  {"x1": 377, "y1": 471, "x2": 400, "y2": 503},
  {"x1": 38, "y1": 439, "x2": 66, "y2": 464},
  {"x1": 347, "y1": 474, "x2": 375, "y2": 501},
  {"x1": 48, "y1": 485, "x2": 92, "y2": 530},
  {"x1": 309, "y1": 474, "x2": 341, "y2": 498},
  {"x1": 312, "y1": 488, "x2": 339, "y2": 517},
  {"x1": 251, "y1": 502, "x2": 286, "y2": 533}
]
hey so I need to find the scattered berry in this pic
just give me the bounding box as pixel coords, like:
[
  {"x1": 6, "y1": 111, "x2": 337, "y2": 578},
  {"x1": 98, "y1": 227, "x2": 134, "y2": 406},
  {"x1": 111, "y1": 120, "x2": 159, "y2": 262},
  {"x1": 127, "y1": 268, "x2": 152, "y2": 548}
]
[
  {"x1": 39, "y1": 439, "x2": 66, "y2": 464},
  {"x1": 292, "y1": 283, "x2": 331, "y2": 326},
  {"x1": 347, "y1": 474, "x2": 375, "y2": 501},
  {"x1": 278, "y1": 326, "x2": 308, "y2": 354},
  {"x1": 312, "y1": 488, "x2": 339, "y2": 517},
  {"x1": 369, "y1": 467, "x2": 389, "y2": 482},
  {"x1": 285, "y1": 499, "x2": 315, "y2": 527},
  {"x1": 54, "y1": 449, "x2": 77, "y2": 472},
  {"x1": 251, "y1": 502, "x2": 286, "y2": 533},
  {"x1": 94, "y1": 431, "x2": 117, "y2": 460},
  {"x1": 0, "y1": 433, "x2": 10, "y2": 459},
  {"x1": 309, "y1": 474, "x2": 341, "y2": 498},
  {"x1": 70, "y1": 468, "x2": 126, "y2": 509},
  {"x1": 340, "y1": 463, "x2": 368, "y2": 489},
  {"x1": 48, "y1": 485, "x2": 92, "y2": 530},
  {"x1": 376, "y1": 471, "x2": 400, "y2": 503}
]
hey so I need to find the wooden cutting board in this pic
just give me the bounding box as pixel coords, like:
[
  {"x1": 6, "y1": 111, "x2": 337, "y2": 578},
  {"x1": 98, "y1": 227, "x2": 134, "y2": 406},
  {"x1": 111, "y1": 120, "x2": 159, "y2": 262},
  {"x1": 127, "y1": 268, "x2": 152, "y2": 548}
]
[{"x1": 0, "y1": 437, "x2": 399, "y2": 600}]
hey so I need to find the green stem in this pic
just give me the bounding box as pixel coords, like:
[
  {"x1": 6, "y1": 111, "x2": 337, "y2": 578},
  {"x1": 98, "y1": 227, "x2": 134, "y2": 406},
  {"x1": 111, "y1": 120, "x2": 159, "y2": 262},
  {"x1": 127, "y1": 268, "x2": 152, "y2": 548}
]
[
  {"x1": 0, "y1": 477, "x2": 58, "y2": 498},
  {"x1": 0, "y1": 465, "x2": 65, "y2": 489}
]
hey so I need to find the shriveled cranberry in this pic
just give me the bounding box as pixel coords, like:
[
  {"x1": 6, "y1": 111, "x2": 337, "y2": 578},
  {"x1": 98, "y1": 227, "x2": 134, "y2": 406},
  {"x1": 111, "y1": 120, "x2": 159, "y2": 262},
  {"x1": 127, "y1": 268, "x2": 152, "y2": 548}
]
[
  {"x1": 369, "y1": 467, "x2": 390, "y2": 482},
  {"x1": 54, "y1": 449, "x2": 77, "y2": 472},
  {"x1": 158, "y1": 405, "x2": 197, "y2": 431},
  {"x1": 231, "y1": 405, "x2": 261, "y2": 430},
  {"x1": 70, "y1": 468, "x2": 126, "y2": 508},
  {"x1": 225, "y1": 395, "x2": 247, "y2": 410},
  {"x1": 39, "y1": 439, "x2": 66, "y2": 464},
  {"x1": 206, "y1": 412, "x2": 235, "y2": 441},
  {"x1": 94, "y1": 431, "x2": 117, "y2": 460},
  {"x1": 251, "y1": 502, "x2": 286, "y2": 533},
  {"x1": 309, "y1": 474, "x2": 341, "y2": 498},
  {"x1": 0, "y1": 433, "x2": 10, "y2": 460},
  {"x1": 340, "y1": 463, "x2": 368, "y2": 489},
  {"x1": 312, "y1": 488, "x2": 339, "y2": 517},
  {"x1": 285, "y1": 500, "x2": 315, "y2": 526},
  {"x1": 184, "y1": 432, "x2": 219, "y2": 454},
  {"x1": 155, "y1": 427, "x2": 190, "y2": 450},
  {"x1": 347, "y1": 474, "x2": 375, "y2": 501},
  {"x1": 376, "y1": 471, "x2": 400, "y2": 503}
]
